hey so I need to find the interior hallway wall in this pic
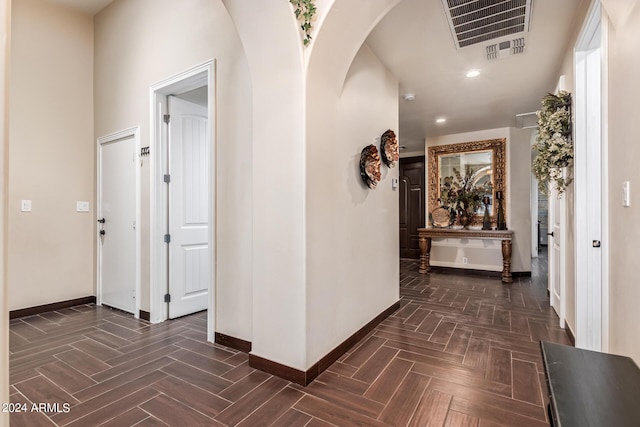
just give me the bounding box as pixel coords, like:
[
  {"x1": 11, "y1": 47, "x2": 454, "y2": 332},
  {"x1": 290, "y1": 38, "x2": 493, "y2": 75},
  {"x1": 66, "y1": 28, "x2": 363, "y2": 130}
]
[
  {"x1": 94, "y1": 0, "x2": 253, "y2": 341},
  {"x1": 425, "y1": 128, "x2": 532, "y2": 273},
  {"x1": 305, "y1": 43, "x2": 399, "y2": 366},
  {"x1": 605, "y1": 0, "x2": 640, "y2": 363},
  {"x1": 1, "y1": 0, "x2": 10, "y2": 423},
  {"x1": 8, "y1": 0, "x2": 94, "y2": 310}
]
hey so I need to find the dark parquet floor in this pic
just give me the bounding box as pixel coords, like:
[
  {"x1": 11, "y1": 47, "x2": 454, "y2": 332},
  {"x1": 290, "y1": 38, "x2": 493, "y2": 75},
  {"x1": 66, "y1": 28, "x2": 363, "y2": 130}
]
[{"x1": 9, "y1": 253, "x2": 568, "y2": 426}]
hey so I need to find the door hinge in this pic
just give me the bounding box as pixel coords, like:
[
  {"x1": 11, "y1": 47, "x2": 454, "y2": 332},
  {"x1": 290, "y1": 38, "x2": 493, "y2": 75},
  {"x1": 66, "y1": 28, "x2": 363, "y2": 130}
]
[
  {"x1": 164, "y1": 234, "x2": 171, "y2": 243},
  {"x1": 164, "y1": 293, "x2": 171, "y2": 303},
  {"x1": 163, "y1": 114, "x2": 170, "y2": 124},
  {"x1": 163, "y1": 174, "x2": 171, "y2": 183}
]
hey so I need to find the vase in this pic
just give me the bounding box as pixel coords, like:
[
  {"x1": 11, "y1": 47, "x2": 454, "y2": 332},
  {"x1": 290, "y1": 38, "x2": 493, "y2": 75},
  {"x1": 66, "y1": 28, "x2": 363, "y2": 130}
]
[{"x1": 458, "y1": 212, "x2": 473, "y2": 229}]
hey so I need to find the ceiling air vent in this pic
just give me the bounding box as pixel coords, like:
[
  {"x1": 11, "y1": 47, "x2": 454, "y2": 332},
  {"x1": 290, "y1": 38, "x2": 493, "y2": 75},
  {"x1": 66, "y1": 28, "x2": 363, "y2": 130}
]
[
  {"x1": 441, "y1": 0, "x2": 533, "y2": 49},
  {"x1": 486, "y1": 36, "x2": 526, "y2": 60}
]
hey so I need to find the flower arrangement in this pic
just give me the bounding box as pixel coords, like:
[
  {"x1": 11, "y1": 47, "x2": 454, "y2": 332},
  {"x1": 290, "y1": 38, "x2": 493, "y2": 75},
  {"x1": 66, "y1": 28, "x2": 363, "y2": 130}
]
[
  {"x1": 439, "y1": 165, "x2": 493, "y2": 226},
  {"x1": 532, "y1": 91, "x2": 573, "y2": 196}
]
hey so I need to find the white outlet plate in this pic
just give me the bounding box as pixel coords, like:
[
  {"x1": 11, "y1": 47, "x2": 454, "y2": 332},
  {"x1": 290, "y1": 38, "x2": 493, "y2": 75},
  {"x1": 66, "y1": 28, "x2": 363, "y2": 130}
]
[
  {"x1": 76, "y1": 201, "x2": 90, "y2": 212},
  {"x1": 462, "y1": 257, "x2": 468, "y2": 265},
  {"x1": 21, "y1": 200, "x2": 32, "y2": 212}
]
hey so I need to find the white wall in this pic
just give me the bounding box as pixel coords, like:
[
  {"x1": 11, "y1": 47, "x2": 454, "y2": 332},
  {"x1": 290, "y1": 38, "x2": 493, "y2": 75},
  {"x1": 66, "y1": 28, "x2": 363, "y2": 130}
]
[
  {"x1": 94, "y1": 0, "x2": 253, "y2": 341},
  {"x1": 306, "y1": 44, "x2": 399, "y2": 366},
  {"x1": 1, "y1": 0, "x2": 9, "y2": 423},
  {"x1": 425, "y1": 127, "x2": 532, "y2": 273},
  {"x1": 9, "y1": 0, "x2": 94, "y2": 310},
  {"x1": 605, "y1": 0, "x2": 640, "y2": 363}
]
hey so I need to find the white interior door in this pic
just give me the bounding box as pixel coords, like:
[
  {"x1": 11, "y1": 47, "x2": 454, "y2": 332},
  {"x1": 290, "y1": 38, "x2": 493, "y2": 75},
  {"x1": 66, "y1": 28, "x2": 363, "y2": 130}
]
[
  {"x1": 168, "y1": 95, "x2": 210, "y2": 318},
  {"x1": 549, "y1": 187, "x2": 563, "y2": 326},
  {"x1": 99, "y1": 134, "x2": 137, "y2": 314}
]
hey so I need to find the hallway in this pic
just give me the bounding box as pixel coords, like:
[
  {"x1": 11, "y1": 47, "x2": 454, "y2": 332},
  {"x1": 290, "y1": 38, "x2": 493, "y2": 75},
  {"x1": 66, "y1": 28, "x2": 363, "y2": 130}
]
[{"x1": 9, "y1": 259, "x2": 567, "y2": 426}]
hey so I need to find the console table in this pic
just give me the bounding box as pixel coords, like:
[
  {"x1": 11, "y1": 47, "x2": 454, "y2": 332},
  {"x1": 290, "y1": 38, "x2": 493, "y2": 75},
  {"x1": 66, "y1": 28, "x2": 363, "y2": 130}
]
[
  {"x1": 541, "y1": 341, "x2": 640, "y2": 427},
  {"x1": 417, "y1": 228, "x2": 514, "y2": 283}
]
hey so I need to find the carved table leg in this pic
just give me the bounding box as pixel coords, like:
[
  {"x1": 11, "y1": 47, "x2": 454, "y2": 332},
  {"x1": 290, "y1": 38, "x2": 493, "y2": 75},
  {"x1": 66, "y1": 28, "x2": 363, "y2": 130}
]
[
  {"x1": 419, "y1": 236, "x2": 431, "y2": 274},
  {"x1": 501, "y1": 239, "x2": 513, "y2": 284}
]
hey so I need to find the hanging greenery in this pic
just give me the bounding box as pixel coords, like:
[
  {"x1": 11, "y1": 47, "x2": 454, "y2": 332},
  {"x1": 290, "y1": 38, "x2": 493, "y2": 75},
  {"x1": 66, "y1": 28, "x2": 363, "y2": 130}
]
[
  {"x1": 532, "y1": 91, "x2": 573, "y2": 196},
  {"x1": 290, "y1": 0, "x2": 317, "y2": 46}
]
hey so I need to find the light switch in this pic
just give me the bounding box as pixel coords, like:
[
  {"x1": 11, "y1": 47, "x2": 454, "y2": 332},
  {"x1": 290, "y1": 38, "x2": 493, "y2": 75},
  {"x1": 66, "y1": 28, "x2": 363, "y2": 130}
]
[
  {"x1": 623, "y1": 181, "x2": 631, "y2": 207},
  {"x1": 76, "y1": 201, "x2": 90, "y2": 212},
  {"x1": 391, "y1": 177, "x2": 399, "y2": 190},
  {"x1": 21, "y1": 200, "x2": 31, "y2": 212}
]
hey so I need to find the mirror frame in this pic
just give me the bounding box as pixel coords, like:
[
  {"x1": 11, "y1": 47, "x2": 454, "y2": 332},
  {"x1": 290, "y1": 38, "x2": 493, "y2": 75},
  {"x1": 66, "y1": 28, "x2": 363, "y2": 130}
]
[{"x1": 428, "y1": 138, "x2": 507, "y2": 227}]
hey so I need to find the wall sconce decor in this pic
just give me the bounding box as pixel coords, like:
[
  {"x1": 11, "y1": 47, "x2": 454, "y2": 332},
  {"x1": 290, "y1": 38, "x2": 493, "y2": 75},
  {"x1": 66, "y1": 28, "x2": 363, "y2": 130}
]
[
  {"x1": 380, "y1": 129, "x2": 399, "y2": 168},
  {"x1": 359, "y1": 144, "x2": 381, "y2": 189}
]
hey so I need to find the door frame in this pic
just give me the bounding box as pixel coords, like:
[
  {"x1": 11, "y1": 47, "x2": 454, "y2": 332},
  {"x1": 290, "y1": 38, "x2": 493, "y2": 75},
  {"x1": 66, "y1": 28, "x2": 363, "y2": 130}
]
[
  {"x1": 574, "y1": 0, "x2": 609, "y2": 351},
  {"x1": 149, "y1": 60, "x2": 216, "y2": 342},
  {"x1": 96, "y1": 126, "x2": 141, "y2": 317}
]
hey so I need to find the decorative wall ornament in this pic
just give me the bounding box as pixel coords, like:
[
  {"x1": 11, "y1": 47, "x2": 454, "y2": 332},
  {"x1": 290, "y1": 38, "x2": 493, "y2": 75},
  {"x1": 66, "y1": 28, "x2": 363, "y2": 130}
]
[
  {"x1": 380, "y1": 129, "x2": 399, "y2": 168},
  {"x1": 289, "y1": 0, "x2": 317, "y2": 47},
  {"x1": 532, "y1": 91, "x2": 573, "y2": 196},
  {"x1": 359, "y1": 145, "x2": 381, "y2": 189}
]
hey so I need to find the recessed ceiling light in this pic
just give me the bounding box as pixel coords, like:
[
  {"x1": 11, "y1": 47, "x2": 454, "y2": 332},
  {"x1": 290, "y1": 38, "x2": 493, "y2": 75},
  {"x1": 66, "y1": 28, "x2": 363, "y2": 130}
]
[
  {"x1": 436, "y1": 117, "x2": 446, "y2": 124},
  {"x1": 466, "y1": 69, "x2": 480, "y2": 78},
  {"x1": 403, "y1": 93, "x2": 416, "y2": 101}
]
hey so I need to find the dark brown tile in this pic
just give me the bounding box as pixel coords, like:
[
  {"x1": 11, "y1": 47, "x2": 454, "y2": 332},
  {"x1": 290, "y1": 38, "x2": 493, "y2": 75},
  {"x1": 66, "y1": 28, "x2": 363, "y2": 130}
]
[
  {"x1": 99, "y1": 407, "x2": 149, "y2": 427},
  {"x1": 169, "y1": 348, "x2": 234, "y2": 376},
  {"x1": 342, "y1": 335, "x2": 386, "y2": 368},
  {"x1": 161, "y1": 360, "x2": 233, "y2": 395},
  {"x1": 37, "y1": 361, "x2": 96, "y2": 394},
  {"x1": 445, "y1": 410, "x2": 480, "y2": 427},
  {"x1": 71, "y1": 338, "x2": 123, "y2": 362},
  {"x1": 485, "y1": 347, "x2": 512, "y2": 385},
  {"x1": 141, "y1": 393, "x2": 222, "y2": 426},
  {"x1": 379, "y1": 371, "x2": 431, "y2": 425},
  {"x1": 9, "y1": 392, "x2": 57, "y2": 427},
  {"x1": 294, "y1": 395, "x2": 388, "y2": 427},
  {"x1": 54, "y1": 349, "x2": 111, "y2": 377},
  {"x1": 13, "y1": 376, "x2": 79, "y2": 414},
  {"x1": 352, "y1": 346, "x2": 398, "y2": 383},
  {"x1": 152, "y1": 375, "x2": 231, "y2": 418},
  {"x1": 270, "y1": 408, "x2": 312, "y2": 427},
  {"x1": 512, "y1": 359, "x2": 543, "y2": 406},
  {"x1": 237, "y1": 386, "x2": 305, "y2": 427},
  {"x1": 409, "y1": 389, "x2": 453, "y2": 427},
  {"x1": 364, "y1": 358, "x2": 413, "y2": 403},
  {"x1": 215, "y1": 376, "x2": 288, "y2": 426},
  {"x1": 65, "y1": 387, "x2": 158, "y2": 427},
  {"x1": 445, "y1": 327, "x2": 472, "y2": 355}
]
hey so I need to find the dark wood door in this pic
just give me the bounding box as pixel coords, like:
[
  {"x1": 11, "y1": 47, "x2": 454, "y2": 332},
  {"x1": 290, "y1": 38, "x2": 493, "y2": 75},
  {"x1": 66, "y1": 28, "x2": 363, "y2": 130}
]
[{"x1": 399, "y1": 156, "x2": 425, "y2": 259}]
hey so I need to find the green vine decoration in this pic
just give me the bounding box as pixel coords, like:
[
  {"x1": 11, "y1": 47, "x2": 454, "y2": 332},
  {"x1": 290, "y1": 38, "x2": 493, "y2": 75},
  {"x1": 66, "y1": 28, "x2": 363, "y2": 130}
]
[
  {"x1": 290, "y1": 0, "x2": 317, "y2": 46},
  {"x1": 532, "y1": 91, "x2": 573, "y2": 196}
]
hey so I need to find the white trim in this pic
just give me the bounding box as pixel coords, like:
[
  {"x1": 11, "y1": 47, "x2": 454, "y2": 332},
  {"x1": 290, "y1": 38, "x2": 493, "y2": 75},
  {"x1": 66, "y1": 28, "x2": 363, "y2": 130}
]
[
  {"x1": 574, "y1": 0, "x2": 607, "y2": 351},
  {"x1": 96, "y1": 126, "x2": 141, "y2": 318},
  {"x1": 149, "y1": 60, "x2": 217, "y2": 342},
  {"x1": 599, "y1": 9, "x2": 610, "y2": 353}
]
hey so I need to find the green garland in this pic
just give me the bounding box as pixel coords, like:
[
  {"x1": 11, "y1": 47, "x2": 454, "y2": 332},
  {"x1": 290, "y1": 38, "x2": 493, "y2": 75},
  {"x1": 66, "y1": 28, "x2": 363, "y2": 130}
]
[
  {"x1": 532, "y1": 91, "x2": 573, "y2": 196},
  {"x1": 290, "y1": 0, "x2": 317, "y2": 46}
]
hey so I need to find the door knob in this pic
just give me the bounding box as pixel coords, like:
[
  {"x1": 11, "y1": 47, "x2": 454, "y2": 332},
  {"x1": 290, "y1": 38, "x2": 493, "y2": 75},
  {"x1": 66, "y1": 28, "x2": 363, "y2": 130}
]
[
  {"x1": 97, "y1": 218, "x2": 106, "y2": 224},
  {"x1": 547, "y1": 232, "x2": 554, "y2": 237},
  {"x1": 99, "y1": 230, "x2": 106, "y2": 236}
]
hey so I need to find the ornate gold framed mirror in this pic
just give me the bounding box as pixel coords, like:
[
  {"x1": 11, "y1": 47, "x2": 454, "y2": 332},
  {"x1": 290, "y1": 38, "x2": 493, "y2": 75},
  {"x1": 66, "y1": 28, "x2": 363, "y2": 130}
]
[{"x1": 428, "y1": 138, "x2": 506, "y2": 227}]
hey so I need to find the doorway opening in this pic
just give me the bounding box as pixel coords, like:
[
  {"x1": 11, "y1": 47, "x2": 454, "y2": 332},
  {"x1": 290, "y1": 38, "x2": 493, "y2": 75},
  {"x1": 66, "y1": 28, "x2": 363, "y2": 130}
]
[{"x1": 150, "y1": 61, "x2": 216, "y2": 342}]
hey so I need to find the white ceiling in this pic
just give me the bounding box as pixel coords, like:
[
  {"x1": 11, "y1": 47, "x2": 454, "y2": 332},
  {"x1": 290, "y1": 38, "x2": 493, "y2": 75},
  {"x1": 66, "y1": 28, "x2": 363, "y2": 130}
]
[
  {"x1": 366, "y1": 0, "x2": 585, "y2": 152},
  {"x1": 43, "y1": 0, "x2": 583, "y2": 154},
  {"x1": 45, "y1": 0, "x2": 112, "y2": 15}
]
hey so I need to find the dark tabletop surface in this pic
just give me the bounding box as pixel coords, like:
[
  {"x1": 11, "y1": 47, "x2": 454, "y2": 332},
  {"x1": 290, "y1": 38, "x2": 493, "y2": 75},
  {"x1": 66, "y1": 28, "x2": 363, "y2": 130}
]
[{"x1": 541, "y1": 341, "x2": 640, "y2": 427}]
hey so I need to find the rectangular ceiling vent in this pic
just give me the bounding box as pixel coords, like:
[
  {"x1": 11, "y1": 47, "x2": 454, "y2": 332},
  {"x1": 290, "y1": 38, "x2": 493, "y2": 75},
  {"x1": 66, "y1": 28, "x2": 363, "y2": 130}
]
[
  {"x1": 486, "y1": 36, "x2": 526, "y2": 60},
  {"x1": 441, "y1": 0, "x2": 533, "y2": 49}
]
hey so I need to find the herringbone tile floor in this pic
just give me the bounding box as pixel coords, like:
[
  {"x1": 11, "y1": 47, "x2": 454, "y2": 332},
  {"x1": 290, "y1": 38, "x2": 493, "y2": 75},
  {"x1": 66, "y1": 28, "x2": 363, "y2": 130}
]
[{"x1": 9, "y1": 255, "x2": 567, "y2": 426}]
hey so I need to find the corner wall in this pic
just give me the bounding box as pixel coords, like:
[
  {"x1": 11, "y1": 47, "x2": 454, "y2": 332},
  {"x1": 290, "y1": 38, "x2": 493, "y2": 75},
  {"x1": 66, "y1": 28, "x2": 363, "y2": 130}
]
[
  {"x1": 8, "y1": 0, "x2": 94, "y2": 310},
  {"x1": 305, "y1": 43, "x2": 399, "y2": 366},
  {"x1": 94, "y1": 0, "x2": 253, "y2": 341},
  {"x1": 1, "y1": 0, "x2": 10, "y2": 423},
  {"x1": 605, "y1": 0, "x2": 640, "y2": 363},
  {"x1": 425, "y1": 127, "x2": 532, "y2": 273}
]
